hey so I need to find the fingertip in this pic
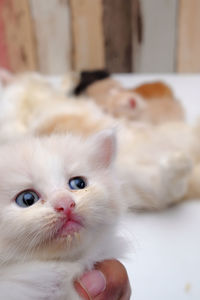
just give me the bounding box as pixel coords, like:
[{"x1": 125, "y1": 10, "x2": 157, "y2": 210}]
[
  {"x1": 75, "y1": 270, "x2": 106, "y2": 299},
  {"x1": 74, "y1": 281, "x2": 91, "y2": 300}
]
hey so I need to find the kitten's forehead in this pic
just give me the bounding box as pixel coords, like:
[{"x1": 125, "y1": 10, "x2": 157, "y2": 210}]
[
  {"x1": 0, "y1": 134, "x2": 91, "y2": 177},
  {"x1": 1, "y1": 134, "x2": 88, "y2": 158},
  {"x1": 0, "y1": 135, "x2": 94, "y2": 201},
  {"x1": 41, "y1": 134, "x2": 92, "y2": 168},
  {"x1": 0, "y1": 132, "x2": 114, "y2": 193}
]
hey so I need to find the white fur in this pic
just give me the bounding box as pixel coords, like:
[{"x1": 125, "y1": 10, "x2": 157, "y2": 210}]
[
  {"x1": 0, "y1": 72, "x2": 110, "y2": 142},
  {"x1": 0, "y1": 132, "x2": 125, "y2": 300},
  {"x1": 116, "y1": 122, "x2": 196, "y2": 209}
]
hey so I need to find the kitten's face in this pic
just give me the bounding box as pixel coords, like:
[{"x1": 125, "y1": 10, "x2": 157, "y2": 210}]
[{"x1": 0, "y1": 132, "x2": 122, "y2": 262}]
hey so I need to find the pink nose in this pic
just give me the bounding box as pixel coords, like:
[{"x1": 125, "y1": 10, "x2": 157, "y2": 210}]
[
  {"x1": 54, "y1": 197, "x2": 76, "y2": 215},
  {"x1": 129, "y1": 98, "x2": 136, "y2": 108}
]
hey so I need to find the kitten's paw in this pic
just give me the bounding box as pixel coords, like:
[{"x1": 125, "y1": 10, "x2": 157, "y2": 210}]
[
  {"x1": 160, "y1": 152, "x2": 193, "y2": 202},
  {"x1": 160, "y1": 152, "x2": 192, "y2": 177}
]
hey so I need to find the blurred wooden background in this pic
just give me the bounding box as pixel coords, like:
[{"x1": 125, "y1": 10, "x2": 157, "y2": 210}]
[{"x1": 0, "y1": 0, "x2": 199, "y2": 74}]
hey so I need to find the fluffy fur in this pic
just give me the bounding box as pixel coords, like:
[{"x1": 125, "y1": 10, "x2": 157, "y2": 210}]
[
  {"x1": 0, "y1": 71, "x2": 199, "y2": 210},
  {"x1": 0, "y1": 131, "x2": 125, "y2": 300},
  {"x1": 84, "y1": 78, "x2": 148, "y2": 121},
  {"x1": 38, "y1": 120, "x2": 200, "y2": 209},
  {"x1": 0, "y1": 72, "x2": 70, "y2": 141},
  {"x1": 0, "y1": 71, "x2": 117, "y2": 141},
  {"x1": 131, "y1": 81, "x2": 185, "y2": 124},
  {"x1": 84, "y1": 78, "x2": 185, "y2": 124}
]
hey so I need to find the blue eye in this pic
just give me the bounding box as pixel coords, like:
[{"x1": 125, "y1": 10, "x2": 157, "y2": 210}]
[
  {"x1": 15, "y1": 190, "x2": 40, "y2": 207},
  {"x1": 69, "y1": 177, "x2": 87, "y2": 190}
]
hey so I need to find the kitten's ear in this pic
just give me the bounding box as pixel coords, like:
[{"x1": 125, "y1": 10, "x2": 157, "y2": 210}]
[
  {"x1": 89, "y1": 129, "x2": 116, "y2": 168},
  {"x1": 0, "y1": 69, "x2": 15, "y2": 86}
]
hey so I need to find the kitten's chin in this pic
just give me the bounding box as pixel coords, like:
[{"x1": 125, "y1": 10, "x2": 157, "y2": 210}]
[
  {"x1": 56, "y1": 219, "x2": 83, "y2": 239},
  {"x1": 30, "y1": 220, "x2": 87, "y2": 260},
  {"x1": 31, "y1": 229, "x2": 90, "y2": 261},
  {"x1": 31, "y1": 222, "x2": 109, "y2": 261}
]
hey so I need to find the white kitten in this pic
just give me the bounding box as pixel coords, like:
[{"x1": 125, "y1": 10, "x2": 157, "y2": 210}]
[{"x1": 0, "y1": 131, "x2": 125, "y2": 300}]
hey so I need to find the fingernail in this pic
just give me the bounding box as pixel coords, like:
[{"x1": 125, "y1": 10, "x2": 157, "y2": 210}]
[{"x1": 79, "y1": 270, "x2": 106, "y2": 298}]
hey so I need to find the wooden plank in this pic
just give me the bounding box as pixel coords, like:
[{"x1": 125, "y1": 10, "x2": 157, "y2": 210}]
[
  {"x1": 0, "y1": 0, "x2": 11, "y2": 70},
  {"x1": 0, "y1": 0, "x2": 37, "y2": 72},
  {"x1": 133, "y1": 0, "x2": 178, "y2": 73},
  {"x1": 29, "y1": 0, "x2": 71, "y2": 74},
  {"x1": 177, "y1": 0, "x2": 200, "y2": 72},
  {"x1": 102, "y1": 0, "x2": 133, "y2": 73},
  {"x1": 69, "y1": 0, "x2": 105, "y2": 71}
]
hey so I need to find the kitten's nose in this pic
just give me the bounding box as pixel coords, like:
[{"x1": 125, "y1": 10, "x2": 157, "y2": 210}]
[
  {"x1": 129, "y1": 98, "x2": 136, "y2": 108},
  {"x1": 54, "y1": 197, "x2": 76, "y2": 215}
]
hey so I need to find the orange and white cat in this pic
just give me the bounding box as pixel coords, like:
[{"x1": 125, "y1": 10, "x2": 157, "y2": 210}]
[{"x1": 79, "y1": 77, "x2": 185, "y2": 124}]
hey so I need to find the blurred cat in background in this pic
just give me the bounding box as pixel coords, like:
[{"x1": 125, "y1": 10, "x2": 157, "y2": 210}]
[
  {"x1": 0, "y1": 70, "x2": 114, "y2": 141},
  {"x1": 0, "y1": 69, "x2": 185, "y2": 142},
  {"x1": 71, "y1": 70, "x2": 185, "y2": 124}
]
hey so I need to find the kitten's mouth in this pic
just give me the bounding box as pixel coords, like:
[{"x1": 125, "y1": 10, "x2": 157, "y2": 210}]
[{"x1": 56, "y1": 215, "x2": 84, "y2": 238}]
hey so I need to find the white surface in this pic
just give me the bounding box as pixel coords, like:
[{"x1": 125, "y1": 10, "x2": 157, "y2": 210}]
[{"x1": 116, "y1": 74, "x2": 200, "y2": 300}]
